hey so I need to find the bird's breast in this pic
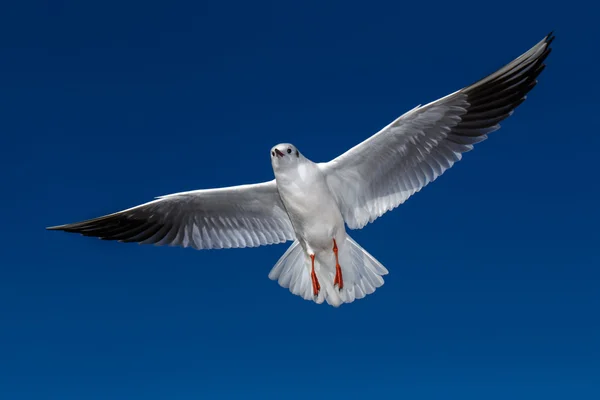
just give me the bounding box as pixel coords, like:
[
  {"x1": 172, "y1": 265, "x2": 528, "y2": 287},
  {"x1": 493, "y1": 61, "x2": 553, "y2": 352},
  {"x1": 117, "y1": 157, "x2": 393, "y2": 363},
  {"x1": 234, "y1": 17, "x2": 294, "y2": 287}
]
[{"x1": 276, "y1": 166, "x2": 344, "y2": 248}]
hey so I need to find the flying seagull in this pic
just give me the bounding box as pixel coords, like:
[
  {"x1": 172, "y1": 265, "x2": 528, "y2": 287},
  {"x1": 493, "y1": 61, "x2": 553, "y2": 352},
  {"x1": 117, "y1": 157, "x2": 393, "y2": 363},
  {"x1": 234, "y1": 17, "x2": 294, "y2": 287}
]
[{"x1": 48, "y1": 33, "x2": 554, "y2": 307}]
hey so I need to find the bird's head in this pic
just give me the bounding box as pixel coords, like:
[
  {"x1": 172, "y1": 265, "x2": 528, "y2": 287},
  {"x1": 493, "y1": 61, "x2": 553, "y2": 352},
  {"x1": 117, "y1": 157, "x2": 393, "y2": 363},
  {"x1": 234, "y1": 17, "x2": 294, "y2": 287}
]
[{"x1": 270, "y1": 143, "x2": 302, "y2": 170}]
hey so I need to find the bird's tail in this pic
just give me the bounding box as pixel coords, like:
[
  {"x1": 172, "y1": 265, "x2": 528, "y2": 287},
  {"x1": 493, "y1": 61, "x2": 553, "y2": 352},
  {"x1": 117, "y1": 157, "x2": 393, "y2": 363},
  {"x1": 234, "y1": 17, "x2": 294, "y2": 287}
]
[{"x1": 268, "y1": 236, "x2": 388, "y2": 307}]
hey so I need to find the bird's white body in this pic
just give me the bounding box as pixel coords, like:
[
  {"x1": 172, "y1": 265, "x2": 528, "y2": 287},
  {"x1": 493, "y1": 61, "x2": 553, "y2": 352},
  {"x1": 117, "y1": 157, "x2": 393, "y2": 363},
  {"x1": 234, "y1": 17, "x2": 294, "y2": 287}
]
[
  {"x1": 48, "y1": 34, "x2": 554, "y2": 307},
  {"x1": 273, "y1": 152, "x2": 345, "y2": 256},
  {"x1": 270, "y1": 145, "x2": 354, "y2": 306}
]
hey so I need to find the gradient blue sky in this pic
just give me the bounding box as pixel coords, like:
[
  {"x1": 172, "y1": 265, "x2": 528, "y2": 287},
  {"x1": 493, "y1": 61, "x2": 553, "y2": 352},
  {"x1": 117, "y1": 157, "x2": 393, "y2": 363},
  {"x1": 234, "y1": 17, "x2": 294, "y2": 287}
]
[{"x1": 2, "y1": 1, "x2": 599, "y2": 399}]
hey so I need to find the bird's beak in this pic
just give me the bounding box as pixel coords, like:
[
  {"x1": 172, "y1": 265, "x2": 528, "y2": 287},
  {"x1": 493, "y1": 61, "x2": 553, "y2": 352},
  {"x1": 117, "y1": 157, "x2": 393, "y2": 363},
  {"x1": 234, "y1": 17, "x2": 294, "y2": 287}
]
[{"x1": 274, "y1": 149, "x2": 284, "y2": 158}]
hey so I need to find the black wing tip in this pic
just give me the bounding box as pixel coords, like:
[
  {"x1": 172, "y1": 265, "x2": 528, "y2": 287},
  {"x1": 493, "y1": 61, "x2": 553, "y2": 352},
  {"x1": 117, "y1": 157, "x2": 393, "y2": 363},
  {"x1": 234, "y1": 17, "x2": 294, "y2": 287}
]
[
  {"x1": 452, "y1": 31, "x2": 555, "y2": 137},
  {"x1": 46, "y1": 224, "x2": 69, "y2": 231},
  {"x1": 46, "y1": 223, "x2": 89, "y2": 234},
  {"x1": 530, "y1": 32, "x2": 554, "y2": 63},
  {"x1": 544, "y1": 31, "x2": 555, "y2": 48},
  {"x1": 46, "y1": 211, "x2": 170, "y2": 244},
  {"x1": 46, "y1": 219, "x2": 96, "y2": 232}
]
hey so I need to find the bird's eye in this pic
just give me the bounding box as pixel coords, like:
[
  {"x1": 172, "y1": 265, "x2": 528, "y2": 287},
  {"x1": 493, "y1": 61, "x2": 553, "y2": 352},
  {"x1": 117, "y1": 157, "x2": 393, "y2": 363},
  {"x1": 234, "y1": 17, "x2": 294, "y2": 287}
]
[
  {"x1": 271, "y1": 151, "x2": 275, "y2": 157},
  {"x1": 287, "y1": 148, "x2": 292, "y2": 154}
]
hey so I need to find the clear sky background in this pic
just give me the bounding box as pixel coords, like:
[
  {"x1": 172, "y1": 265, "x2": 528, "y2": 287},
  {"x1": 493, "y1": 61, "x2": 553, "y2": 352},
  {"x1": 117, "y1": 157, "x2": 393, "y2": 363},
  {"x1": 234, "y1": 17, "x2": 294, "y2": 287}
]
[{"x1": 2, "y1": 1, "x2": 599, "y2": 399}]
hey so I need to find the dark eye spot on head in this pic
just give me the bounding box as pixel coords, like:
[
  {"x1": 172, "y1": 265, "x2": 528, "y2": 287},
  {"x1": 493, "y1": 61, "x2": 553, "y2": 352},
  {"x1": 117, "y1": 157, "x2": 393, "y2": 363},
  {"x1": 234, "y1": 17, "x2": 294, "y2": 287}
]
[
  {"x1": 296, "y1": 150, "x2": 299, "y2": 157},
  {"x1": 271, "y1": 151, "x2": 275, "y2": 157},
  {"x1": 287, "y1": 148, "x2": 292, "y2": 154}
]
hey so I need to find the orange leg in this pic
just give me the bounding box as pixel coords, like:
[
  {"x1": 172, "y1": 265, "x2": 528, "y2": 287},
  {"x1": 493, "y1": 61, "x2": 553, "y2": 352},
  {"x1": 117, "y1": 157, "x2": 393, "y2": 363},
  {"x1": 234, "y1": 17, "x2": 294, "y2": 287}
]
[
  {"x1": 333, "y1": 239, "x2": 344, "y2": 290},
  {"x1": 310, "y1": 254, "x2": 320, "y2": 297}
]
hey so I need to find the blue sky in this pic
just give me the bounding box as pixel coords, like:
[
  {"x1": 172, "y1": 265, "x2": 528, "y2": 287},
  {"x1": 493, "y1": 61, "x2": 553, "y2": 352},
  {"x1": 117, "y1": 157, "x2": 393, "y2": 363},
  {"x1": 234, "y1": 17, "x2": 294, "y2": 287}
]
[{"x1": 2, "y1": 1, "x2": 599, "y2": 399}]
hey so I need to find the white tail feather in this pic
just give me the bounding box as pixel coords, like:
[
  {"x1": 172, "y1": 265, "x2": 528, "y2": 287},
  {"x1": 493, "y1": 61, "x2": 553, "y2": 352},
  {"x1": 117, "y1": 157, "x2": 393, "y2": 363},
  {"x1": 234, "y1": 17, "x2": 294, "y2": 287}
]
[{"x1": 268, "y1": 236, "x2": 388, "y2": 307}]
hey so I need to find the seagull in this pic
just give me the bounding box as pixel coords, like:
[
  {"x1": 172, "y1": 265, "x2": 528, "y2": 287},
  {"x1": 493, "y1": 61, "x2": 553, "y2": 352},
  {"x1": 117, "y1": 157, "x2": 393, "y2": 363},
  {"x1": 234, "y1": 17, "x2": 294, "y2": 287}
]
[{"x1": 48, "y1": 33, "x2": 554, "y2": 307}]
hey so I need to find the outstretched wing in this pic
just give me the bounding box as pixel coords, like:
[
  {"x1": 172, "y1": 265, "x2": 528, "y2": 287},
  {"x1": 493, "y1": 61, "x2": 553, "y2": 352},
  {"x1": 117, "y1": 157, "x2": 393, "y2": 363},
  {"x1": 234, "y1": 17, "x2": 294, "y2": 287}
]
[
  {"x1": 47, "y1": 180, "x2": 295, "y2": 249},
  {"x1": 319, "y1": 33, "x2": 554, "y2": 229}
]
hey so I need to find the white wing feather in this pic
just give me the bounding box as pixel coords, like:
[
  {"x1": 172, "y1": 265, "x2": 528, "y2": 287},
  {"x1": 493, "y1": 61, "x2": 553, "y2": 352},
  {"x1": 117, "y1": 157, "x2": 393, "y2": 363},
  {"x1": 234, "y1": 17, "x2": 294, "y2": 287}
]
[
  {"x1": 47, "y1": 180, "x2": 295, "y2": 249},
  {"x1": 319, "y1": 33, "x2": 554, "y2": 229}
]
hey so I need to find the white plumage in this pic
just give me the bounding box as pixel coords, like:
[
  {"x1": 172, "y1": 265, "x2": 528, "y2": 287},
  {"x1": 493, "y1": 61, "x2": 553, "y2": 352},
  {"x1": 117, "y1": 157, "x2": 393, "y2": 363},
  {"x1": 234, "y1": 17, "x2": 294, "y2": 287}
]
[{"x1": 48, "y1": 33, "x2": 554, "y2": 307}]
